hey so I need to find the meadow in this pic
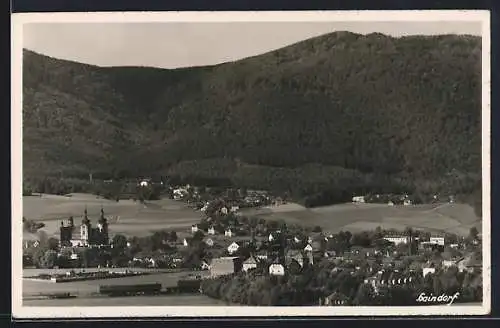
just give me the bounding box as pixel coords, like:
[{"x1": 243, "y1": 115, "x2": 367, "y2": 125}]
[
  {"x1": 23, "y1": 193, "x2": 481, "y2": 241},
  {"x1": 23, "y1": 193, "x2": 202, "y2": 238},
  {"x1": 242, "y1": 202, "x2": 481, "y2": 237}
]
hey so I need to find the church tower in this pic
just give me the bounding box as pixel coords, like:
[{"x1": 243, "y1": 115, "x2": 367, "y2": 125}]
[
  {"x1": 97, "y1": 207, "x2": 109, "y2": 245},
  {"x1": 80, "y1": 207, "x2": 91, "y2": 245}
]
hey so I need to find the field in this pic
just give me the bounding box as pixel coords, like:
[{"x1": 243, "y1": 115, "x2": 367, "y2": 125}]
[
  {"x1": 23, "y1": 193, "x2": 202, "y2": 238},
  {"x1": 242, "y1": 202, "x2": 481, "y2": 236},
  {"x1": 22, "y1": 270, "x2": 204, "y2": 296}
]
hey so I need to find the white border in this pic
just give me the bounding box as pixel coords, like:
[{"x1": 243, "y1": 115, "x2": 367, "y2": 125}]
[{"x1": 11, "y1": 10, "x2": 491, "y2": 318}]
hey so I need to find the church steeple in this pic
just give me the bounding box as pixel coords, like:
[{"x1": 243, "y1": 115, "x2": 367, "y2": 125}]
[{"x1": 82, "y1": 206, "x2": 90, "y2": 225}]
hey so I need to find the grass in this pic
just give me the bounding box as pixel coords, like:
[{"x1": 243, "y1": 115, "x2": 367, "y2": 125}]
[
  {"x1": 241, "y1": 202, "x2": 481, "y2": 236},
  {"x1": 23, "y1": 193, "x2": 202, "y2": 238}
]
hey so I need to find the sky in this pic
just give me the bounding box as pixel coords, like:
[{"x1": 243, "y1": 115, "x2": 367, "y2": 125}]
[{"x1": 23, "y1": 21, "x2": 482, "y2": 69}]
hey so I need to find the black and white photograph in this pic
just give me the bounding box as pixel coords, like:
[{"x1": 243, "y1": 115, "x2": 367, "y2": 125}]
[{"x1": 11, "y1": 11, "x2": 490, "y2": 318}]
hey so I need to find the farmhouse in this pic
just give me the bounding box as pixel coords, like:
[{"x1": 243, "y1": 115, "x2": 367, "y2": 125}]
[
  {"x1": 242, "y1": 256, "x2": 258, "y2": 272},
  {"x1": 352, "y1": 196, "x2": 365, "y2": 203},
  {"x1": 429, "y1": 236, "x2": 445, "y2": 246},
  {"x1": 203, "y1": 238, "x2": 214, "y2": 247},
  {"x1": 227, "y1": 242, "x2": 240, "y2": 255},
  {"x1": 269, "y1": 263, "x2": 285, "y2": 276},
  {"x1": 383, "y1": 235, "x2": 409, "y2": 246}
]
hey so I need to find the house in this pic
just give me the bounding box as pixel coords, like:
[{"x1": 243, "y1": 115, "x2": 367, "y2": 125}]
[
  {"x1": 210, "y1": 257, "x2": 243, "y2": 277},
  {"x1": 230, "y1": 206, "x2": 239, "y2": 213},
  {"x1": 458, "y1": 253, "x2": 482, "y2": 273},
  {"x1": 269, "y1": 263, "x2": 285, "y2": 276},
  {"x1": 304, "y1": 244, "x2": 313, "y2": 252},
  {"x1": 423, "y1": 264, "x2": 436, "y2": 277},
  {"x1": 268, "y1": 233, "x2": 275, "y2": 242},
  {"x1": 429, "y1": 236, "x2": 445, "y2": 246},
  {"x1": 207, "y1": 226, "x2": 215, "y2": 235},
  {"x1": 383, "y1": 235, "x2": 410, "y2": 246},
  {"x1": 191, "y1": 225, "x2": 199, "y2": 233},
  {"x1": 388, "y1": 201, "x2": 394, "y2": 206},
  {"x1": 286, "y1": 250, "x2": 305, "y2": 268},
  {"x1": 220, "y1": 207, "x2": 228, "y2": 215},
  {"x1": 442, "y1": 260, "x2": 458, "y2": 269},
  {"x1": 227, "y1": 242, "x2": 240, "y2": 255},
  {"x1": 139, "y1": 180, "x2": 149, "y2": 187},
  {"x1": 294, "y1": 236, "x2": 301, "y2": 244},
  {"x1": 403, "y1": 199, "x2": 412, "y2": 206},
  {"x1": 204, "y1": 238, "x2": 214, "y2": 247},
  {"x1": 225, "y1": 229, "x2": 233, "y2": 238},
  {"x1": 352, "y1": 196, "x2": 365, "y2": 203},
  {"x1": 183, "y1": 238, "x2": 189, "y2": 247},
  {"x1": 201, "y1": 261, "x2": 210, "y2": 270},
  {"x1": 243, "y1": 256, "x2": 258, "y2": 272}
]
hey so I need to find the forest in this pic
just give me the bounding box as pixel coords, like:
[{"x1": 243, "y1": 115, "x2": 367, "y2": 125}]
[{"x1": 22, "y1": 32, "x2": 482, "y2": 209}]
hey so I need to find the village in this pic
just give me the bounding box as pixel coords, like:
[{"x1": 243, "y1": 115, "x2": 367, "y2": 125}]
[{"x1": 22, "y1": 180, "x2": 483, "y2": 306}]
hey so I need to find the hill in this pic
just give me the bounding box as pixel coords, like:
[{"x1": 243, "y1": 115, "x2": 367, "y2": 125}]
[{"x1": 22, "y1": 31, "x2": 482, "y2": 205}]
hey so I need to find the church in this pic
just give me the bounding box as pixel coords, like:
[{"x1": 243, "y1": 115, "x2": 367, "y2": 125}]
[{"x1": 60, "y1": 207, "x2": 109, "y2": 247}]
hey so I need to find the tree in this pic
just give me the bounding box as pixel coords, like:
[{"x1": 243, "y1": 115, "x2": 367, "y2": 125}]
[
  {"x1": 169, "y1": 231, "x2": 178, "y2": 243},
  {"x1": 469, "y1": 227, "x2": 479, "y2": 241},
  {"x1": 312, "y1": 226, "x2": 322, "y2": 233},
  {"x1": 41, "y1": 250, "x2": 58, "y2": 268},
  {"x1": 47, "y1": 237, "x2": 59, "y2": 251},
  {"x1": 112, "y1": 234, "x2": 128, "y2": 250}
]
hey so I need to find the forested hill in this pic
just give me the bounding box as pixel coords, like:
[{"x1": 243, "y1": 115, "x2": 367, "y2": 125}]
[{"x1": 22, "y1": 31, "x2": 482, "y2": 201}]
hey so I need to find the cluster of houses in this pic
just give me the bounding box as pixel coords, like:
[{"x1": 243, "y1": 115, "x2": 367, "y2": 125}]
[{"x1": 352, "y1": 193, "x2": 457, "y2": 206}]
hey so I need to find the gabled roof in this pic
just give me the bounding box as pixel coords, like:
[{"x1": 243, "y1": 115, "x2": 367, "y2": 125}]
[{"x1": 243, "y1": 256, "x2": 257, "y2": 264}]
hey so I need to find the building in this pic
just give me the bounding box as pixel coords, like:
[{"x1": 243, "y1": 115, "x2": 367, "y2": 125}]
[
  {"x1": 304, "y1": 244, "x2": 313, "y2": 252},
  {"x1": 243, "y1": 256, "x2": 258, "y2": 272},
  {"x1": 207, "y1": 226, "x2": 215, "y2": 235},
  {"x1": 183, "y1": 238, "x2": 189, "y2": 247},
  {"x1": 210, "y1": 257, "x2": 242, "y2": 277},
  {"x1": 429, "y1": 236, "x2": 445, "y2": 246},
  {"x1": 60, "y1": 208, "x2": 109, "y2": 247},
  {"x1": 203, "y1": 238, "x2": 214, "y2": 247},
  {"x1": 383, "y1": 235, "x2": 410, "y2": 246},
  {"x1": 225, "y1": 229, "x2": 233, "y2": 238},
  {"x1": 191, "y1": 225, "x2": 199, "y2": 233},
  {"x1": 352, "y1": 196, "x2": 365, "y2": 203},
  {"x1": 227, "y1": 242, "x2": 240, "y2": 255},
  {"x1": 269, "y1": 263, "x2": 285, "y2": 276},
  {"x1": 423, "y1": 266, "x2": 436, "y2": 277},
  {"x1": 323, "y1": 292, "x2": 349, "y2": 306},
  {"x1": 403, "y1": 199, "x2": 412, "y2": 206}
]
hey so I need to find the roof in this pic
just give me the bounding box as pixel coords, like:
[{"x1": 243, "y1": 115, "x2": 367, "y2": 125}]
[{"x1": 243, "y1": 256, "x2": 257, "y2": 264}]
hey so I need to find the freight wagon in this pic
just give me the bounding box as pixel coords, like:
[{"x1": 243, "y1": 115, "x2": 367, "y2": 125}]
[{"x1": 99, "y1": 283, "x2": 162, "y2": 296}]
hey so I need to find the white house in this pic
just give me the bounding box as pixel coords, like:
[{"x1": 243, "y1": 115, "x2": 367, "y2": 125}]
[
  {"x1": 139, "y1": 180, "x2": 149, "y2": 187},
  {"x1": 183, "y1": 238, "x2": 189, "y2": 247},
  {"x1": 225, "y1": 229, "x2": 233, "y2": 238},
  {"x1": 294, "y1": 236, "x2": 301, "y2": 243},
  {"x1": 269, "y1": 263, "x2": 285, "y2": 276},
  {"x1": 268, "y1": 233, "x2": 275, "y2": 242},
  {"x1": 227, "y1": 242, "x2": 240, "y2": 255},
  {"x1": 201, "y1": 261, "x2": 210, "y2": 270},
  {"x1": 352, "y1": 196, "x2": 366, "y2": 203},
  {"x1": 304, "y1": 244, "x2": 313, "y2": 252},
  {"x1": 207, "y1": 226, "x2": 215, "y2": 235},
  {"x1": 442, "y1": 260, "x2": 458, "y2": 268},
  {"x1": 403, "y1": 199, "x2": 412, "y2": 206},
  {"x1": 256, "y1": 254, "x2": 268, "y2": 261},
  {"x1": 230, "y1": 206, "x2": 239, "y2": 213},
  {"x1": 430, "y1": 236, "x2": 445, "y2": 246},
  {"x1": 383, "y1": 235, "x2": 410, "y2": 245},
  {"x1": 204, "y1": 238, "x2": 214, "y2": 247},
  {"x1": 423, "y1": 267, "x2": 436, "y2": 277},
  {"x1": 388, "y1": 201, "x2": 394, "y2": 206},
  {"x1": 191, "y1": 225, "x2": 199, "y2": 233},
  {"x1": 243, "y1": 256, "x2": 258, "y2": 272},
  {"x1": 220, "y1": 207, "x2": 228, "y2": 215}
]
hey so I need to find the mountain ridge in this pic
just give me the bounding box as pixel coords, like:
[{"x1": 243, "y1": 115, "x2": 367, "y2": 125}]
[{"x1": 22, "y1": 31, "x2": 482, "y2": 200}]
